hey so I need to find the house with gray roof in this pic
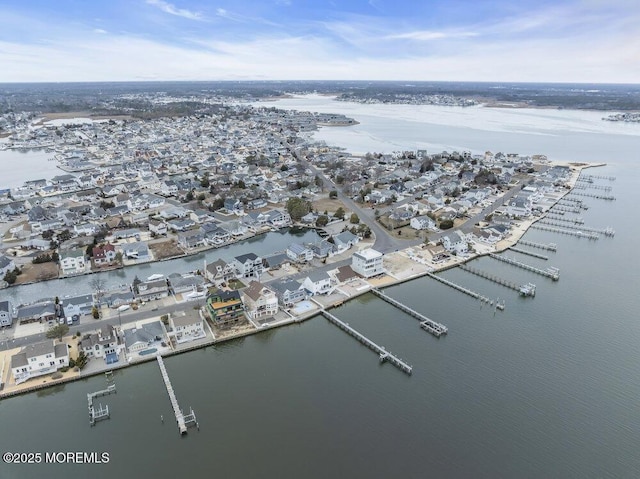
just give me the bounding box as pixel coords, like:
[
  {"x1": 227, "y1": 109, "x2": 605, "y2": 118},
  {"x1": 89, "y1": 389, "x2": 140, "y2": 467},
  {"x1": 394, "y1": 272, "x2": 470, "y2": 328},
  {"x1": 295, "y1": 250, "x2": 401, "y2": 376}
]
[
  {"x1": 269, "y1": 279, "x2": 307, "y2": 307},
  {"x1": 123, "y1": 321, "x2": 166, "y2": 354},
  {"x1": 79, "y1": 324, "x2": 124, "y2": 364},
  {"x1": 16, "y1": 301, "x2": 57, "y2": 325},
  {"x1": 169, "y1": 310, "x2": 205, "y2": 344},
  {"x1": 301, "y1": 270, "x2": 335, "y2": 296},
  {"x1": 11, "y1": 339, "x2": 69, "y2": 385},
  {"x1": 0, "y1": 254, "x2": 16, "y2": 278},
  {"x1": 0, "y1": 300, "x2": 13, "y2": 327},
  {"x1": 333, "y1": 231, "x2": 359, "y2": 251},
  {"x1": 286, "y1": 243, "x2": 313, "y2": 263},
  {"x1": 231, "y1": 253, "x2": 263, "y2": 279}
]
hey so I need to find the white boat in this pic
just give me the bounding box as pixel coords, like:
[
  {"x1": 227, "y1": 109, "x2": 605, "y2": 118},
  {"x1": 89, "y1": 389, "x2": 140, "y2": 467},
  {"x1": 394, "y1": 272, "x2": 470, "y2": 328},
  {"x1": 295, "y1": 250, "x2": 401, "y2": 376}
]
[{"x1": 146, "y1": 274, "x2": 165, "y2": 281}]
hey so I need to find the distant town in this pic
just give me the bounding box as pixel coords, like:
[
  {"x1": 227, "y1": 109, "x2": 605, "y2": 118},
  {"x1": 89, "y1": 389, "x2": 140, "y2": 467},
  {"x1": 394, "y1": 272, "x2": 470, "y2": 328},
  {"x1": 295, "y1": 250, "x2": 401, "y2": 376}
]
[{"x1": 0, "y1": 88, "x2": 594, "y2": 395}]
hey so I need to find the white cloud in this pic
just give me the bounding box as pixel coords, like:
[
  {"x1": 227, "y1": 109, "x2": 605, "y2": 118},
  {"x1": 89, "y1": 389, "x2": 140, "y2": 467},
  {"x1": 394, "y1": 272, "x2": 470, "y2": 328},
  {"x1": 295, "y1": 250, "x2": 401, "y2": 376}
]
[
  {"x1": 386, "y1": 30, "x2": 478, "y2": 41},
  {"x1": 146, "y1": 0, "x2": 203, "y2": 21},
  {"x1": 93, "y1": 29, "x2": 108, "y2": 34}
]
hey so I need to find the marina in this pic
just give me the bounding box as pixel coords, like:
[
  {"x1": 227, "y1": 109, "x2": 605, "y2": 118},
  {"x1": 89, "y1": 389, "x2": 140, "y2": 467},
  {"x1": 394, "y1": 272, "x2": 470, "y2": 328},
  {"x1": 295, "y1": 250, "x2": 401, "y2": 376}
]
[
  {"x1": 371, "y1": 288, "x2": 448, "y2": 337},
  {"x1": 321, "y1": 310, "x2": 412, "y2": 375}
]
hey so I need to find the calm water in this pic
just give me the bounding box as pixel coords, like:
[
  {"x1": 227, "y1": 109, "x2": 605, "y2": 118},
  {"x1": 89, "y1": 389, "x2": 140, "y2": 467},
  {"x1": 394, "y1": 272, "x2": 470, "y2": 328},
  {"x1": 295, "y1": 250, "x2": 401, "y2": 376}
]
[
  {"x1": 1, "y1": 101, "x2": 640, "y2": 478},
  {"x1": 0, "y1": 147, "x2": 61, "y2": 189}
]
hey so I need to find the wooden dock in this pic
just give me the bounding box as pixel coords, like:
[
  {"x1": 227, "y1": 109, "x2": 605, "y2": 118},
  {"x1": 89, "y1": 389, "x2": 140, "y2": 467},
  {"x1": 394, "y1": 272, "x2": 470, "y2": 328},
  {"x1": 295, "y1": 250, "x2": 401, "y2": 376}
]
[
  {"x1": 530, "y1": 224, "x2": 599, "y2": 240},
  {"x1": 425, "y1": 272, "x2": 504, "y2": 310},
  {"x1": 322, "y1": 311, "x2": 412, "y2": 375},
  {"x1": 87, "y1": 373, "x2": 116, "y2": 426},
  {"x1": 508, "y1": 247, "x2": 548, "y2": 260},
  {"x1": 459, "y1": 264, "x2": 536, "y2": 296},
  {"x1": 157, "y1": 355, "x2": 198, "y2": 435},
  {"x1": 538, "y1": 220, "x2": 614, "y2": 237},
  {"x1": 371, "y1": 288, "x2": 448, "y2": 337},
  {"x1": 518, "y1": 240, "x2": 557, "y2": 252},
  {"x1": 489, "y1": 253, "x2": 560, "y2": 280}
]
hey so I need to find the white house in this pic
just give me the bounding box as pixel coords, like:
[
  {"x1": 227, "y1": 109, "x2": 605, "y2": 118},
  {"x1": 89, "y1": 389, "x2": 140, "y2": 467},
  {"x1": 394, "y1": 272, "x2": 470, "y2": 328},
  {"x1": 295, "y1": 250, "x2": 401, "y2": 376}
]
[
  {"x1": 204, "y1": 259, "x2": 236, "y2": 286},
  {"x1": 286, "y1": 243, "x2": 314, "y2": 263},
  {"x1": 169, "y1": 310, "x2": 206, "y2": 344},
  {"x1": 11, "y1": 340, "x2": 70, "y2": 385},
  {"x1": 242, "y1": 280, "x2": 279, "y2": 319},
  {"x1": 301, "y1": 271, "x2": 335, "y2": 295},
  {"x1": 59, "y1": 248, "x2": 87, "y2": 276},
  {"x1": 441, "y1": 231, "x2": 469, "y2": 254},
  {"x1": 410, "y1": 215, "x2": 437, "y2": 231},
  {"x1": 232, "y1": 253, "x2": 263, "y2": 279},
  {"x1": 352, "y1": 248, "x2": 384, "y2": 278}
]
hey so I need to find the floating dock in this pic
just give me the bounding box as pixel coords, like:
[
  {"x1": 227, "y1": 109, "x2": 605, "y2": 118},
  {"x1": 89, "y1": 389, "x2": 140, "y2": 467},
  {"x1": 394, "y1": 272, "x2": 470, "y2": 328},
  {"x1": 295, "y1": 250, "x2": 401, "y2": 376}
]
[
  {"x1": 157, "y1": 355, "x2": 198, "y2": 435},
  {"x1": 508, "y1": 247, "x2": 548, "y2": 260},
  {"x1": 489, "y1": 253, "x2": 559, "y2": 280},
  {"x1": 322, "y1": 311, "x2": 412, "y2": 375},
  {"x1": 425, "y1": 272, "x2": 505, "y2": 310},
  {"x1": 518, "y1": 240, "x2": 557, "y2": 252},
  {"x1": 574, "y1": 184, "x2": 612, "y2": 192},
  {"x1": 459, "y1": 264, "x2": 536, "y2": 296},
  {"x1": 371, "y1": 288, "x2": 448, "y2": 337},
  {"x1": 551, "y1": 205, "x2": 582, "y2": 214},
  {"x1": 530, "y1": 224, "x2": 599, "y2": 240},
  {"x1": 580, "y1": 174, "x2": 615, "y2": 181}
]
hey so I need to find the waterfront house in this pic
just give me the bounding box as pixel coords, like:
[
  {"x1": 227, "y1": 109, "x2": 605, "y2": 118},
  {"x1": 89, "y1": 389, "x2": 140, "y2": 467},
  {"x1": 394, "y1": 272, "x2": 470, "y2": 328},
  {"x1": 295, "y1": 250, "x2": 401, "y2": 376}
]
[
  {"x1": 120, "y1": 241, "x2": 151, "y2": 262},
  {"x1": 60, "y1": 294, "x2": 94, "y2": 318},
  {"x1": 219, "y1": 219, "x2": 248, "y2": 237},
  {"x1": 425, "y1": 244, "x2": 449, "y2": 263},
  {"x1": 205, "y1": 289, "x2": 246, "y2": 328},
  {"x1": 352, "y1": 248, "x2": 384, "y2": 278},
  {"x1": 441, "y1": 231, "x2": 469, "y2": 255},
  {"x1": 169, "y1": 310, "x2": 206, "y2": 344},
  {"x1": 332, "y1": 265, "x2": 359, "y2": 285},
  {"x1": 242, "y1": 280, "x2": 279, "y2": 319},
  {"x1": 102, "y1": 289, "x2": 135, "y2": 308},
  {"x1": 167, "y1": 273, "x2": 205, "y2": 295},
  {"x1": 123, "y1": 321, "x2": 166, "y2": 354},
  {"x1": 59, "y1": 248, "x2": 87, "y2": 276},
  {"x1": 269, "y1": 279, "x2": 306, "y2": 307},
  {"x1": 16, "y1": 301, "x2": 58, "y2": 324},
  {"x1": 11, "y1": 339, "x2": 70, "y2": 385},
  {"x1": 92, "y1": 243, "x2": 117, "y2": 266},
  {"x1": 177, "y1": 229, "x2": 206, "y2": 250},
  {"x1": 308, "y1": 240, "x2": 335, "y2": 258},
  {"x1": 301, "y1": 270, "x2": 335, "y2": 296},
  {"x1": 286, "y1": 243, "x2": 314, "y2": 263},
  {"x1": 136, "y1": 278, "x2": 169, "y2": 302},
  {"x1": 264, "y1": 209, "x2": 291, "y2": 228},
  {"x1": 204, "y1": 259, "x2": 235, "y2": 286},
  {"x1": 79, "y1": 324, "x2": 124, "y2": 364},
  {"x1": 231, "y1": 253, "x2": 263, "y2": 279},
  {"x1": 262, "y1": 252, "x2": 291, "y2": 271},
  {"x1": 0, "y1": 300, "x2": 13, "y2": 327}
]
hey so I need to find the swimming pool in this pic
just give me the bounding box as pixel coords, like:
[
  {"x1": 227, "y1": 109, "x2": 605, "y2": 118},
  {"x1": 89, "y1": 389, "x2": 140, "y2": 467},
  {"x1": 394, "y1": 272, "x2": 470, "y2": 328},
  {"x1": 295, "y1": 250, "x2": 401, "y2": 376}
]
[{"x1": 139, "y1": 348, "x2": 158, "y2": 356}]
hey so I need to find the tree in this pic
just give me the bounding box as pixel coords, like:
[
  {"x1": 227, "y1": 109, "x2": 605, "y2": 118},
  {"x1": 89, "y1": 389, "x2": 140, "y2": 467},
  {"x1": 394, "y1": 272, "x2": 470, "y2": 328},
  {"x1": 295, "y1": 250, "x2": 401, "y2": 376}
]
[
  {"x1": 285, "y1": 197, "x2": 312, "y2": 221},
  {"x1": 280, "y1": 164, "x2": 289, "y2": 171},
  {"x1": 315, "y1": 174, "x2": 324, "y2": 191},
  {"x1": 90, "y1": 277, "x2": 107, "y2": 306},
  {"x1": 334, "y1": 207, "x2": 345, "y2": 220},
  {"x1": 329, "y1": 190, "x2": 338, "y2": 199},
  {"x1": 75, "y1": 351, "x2": 89, "y2": 369},
  {"x1": 46, "y1": 324, "x2": 69, "y2": 342},
  {"x1": 3, "y1": 270, "x2": 17, "y2": 284},
  {"x1": 42, "y1": 229, "x2": 54, "y2": 240},
  {"x1": 200, "y1": 177, "x2": 210, "y2": 188},
  {"x1": 440, "y1": 219, "x2": 454, "y2": 230},
  {"x1": 91, "y1": 306, "x2": 100, "y2": 319},
  {"x1": 316, "y1": 215, "x2": 329, "y2": 227},
  {"x1": 132, "y1": 275, "x2": 142, "y2": 294},
  {"x1": 350, "y1": 213, "x2": 360, "y2": 224},
  {"x1": 185, "y1": 190, "x2": 195, "y2": 202},
  {"x1": 57, "y1": 229, "x2": 72, "y2": 242}
]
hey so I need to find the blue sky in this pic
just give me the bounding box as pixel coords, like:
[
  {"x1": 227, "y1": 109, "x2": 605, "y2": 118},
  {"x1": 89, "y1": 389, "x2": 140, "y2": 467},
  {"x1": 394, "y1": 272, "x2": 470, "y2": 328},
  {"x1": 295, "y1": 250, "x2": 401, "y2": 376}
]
[{"x1": 0, "y1": 0, "x2": 638, "y2": 82}]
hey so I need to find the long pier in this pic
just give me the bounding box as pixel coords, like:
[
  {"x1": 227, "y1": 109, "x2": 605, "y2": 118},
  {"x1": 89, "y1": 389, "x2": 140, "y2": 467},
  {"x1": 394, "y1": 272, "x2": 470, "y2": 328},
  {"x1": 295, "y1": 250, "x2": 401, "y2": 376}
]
[
  {"x1": 371, "y1": 288, "x2": 448, "y2": 337},
  {"x1": 530, "y1": 224, "x2": 599, "y2": 240},
  {"x1": 538, "y1": 220, "x2": 614, "y2": 237},
  {"x1": 459, "y1": 264, "x2": 536, "y2": 296},
  {"x1": 551, "y1": 205, "x2": 581, "y2": 214},
  {"x1": 518, "y1": 240, "x2": 557, "y2": 251},
  {"x1": 321, "y1": 311, "x2": 412, "y2": 375},
  {"x1": 425, "y1": 272, "x2": 505, "y2": 310},
  {"x1": 580, "y1": 174, "x2": 616, "y2": 181},
  {"x1": 508, "y1": 247, "x2": 548, "y2": 260},
  {"x1": 574, "y1": 184, "x2": 612, "y2": 192},
  {"x1": 570, "y1": 191, "x2": 616, "y2": 201},
  {"x1": 546, "y1": 214, "x2": 584, "y2": 224},
  {"x1": 489, "y1": 253, "x2": 559, "y2": 280},
  {"x1": 157, "y1": 355, "x2": 198, "y2": 435}
]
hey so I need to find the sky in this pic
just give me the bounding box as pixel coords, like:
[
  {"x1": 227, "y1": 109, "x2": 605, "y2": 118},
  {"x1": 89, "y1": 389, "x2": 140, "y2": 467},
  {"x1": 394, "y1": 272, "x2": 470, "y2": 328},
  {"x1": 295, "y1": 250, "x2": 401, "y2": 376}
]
[{"x1": 0, "y1": 0, "x2": 638, "y2": 83}]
